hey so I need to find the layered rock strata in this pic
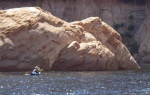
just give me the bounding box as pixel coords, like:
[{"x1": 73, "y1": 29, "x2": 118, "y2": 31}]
[{"x1": 0, "y1": 7, "x2": 140, "y2": 71}]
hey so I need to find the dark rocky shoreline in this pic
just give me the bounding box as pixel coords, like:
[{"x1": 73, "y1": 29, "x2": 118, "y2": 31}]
[{"x1": 138, "y1": 63, "x2": 150, "y2": 70}]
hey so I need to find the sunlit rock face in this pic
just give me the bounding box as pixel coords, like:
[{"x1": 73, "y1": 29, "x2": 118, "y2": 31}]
[{"x1": 0, "y1": 7, "x2": 140, "y2": 71}]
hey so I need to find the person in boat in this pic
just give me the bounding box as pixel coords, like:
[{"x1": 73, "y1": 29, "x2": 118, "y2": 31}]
[{"x1": 33, "y1": 65, "x2": 41, "y2": 73}]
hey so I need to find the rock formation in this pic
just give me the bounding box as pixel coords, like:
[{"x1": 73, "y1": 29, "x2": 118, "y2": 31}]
[
  {"x1": 0, "y1": 0, "x2": 148, "y2": 25},
  {"x1": 0, "y1": 7, "x2": 140, "y2": 71},
  {"x1": 134, "y1": 16, "x2": 150, "y2": 63},
  {"x1": 0, "y1": 0, "x2": 150, "y2": 56}
]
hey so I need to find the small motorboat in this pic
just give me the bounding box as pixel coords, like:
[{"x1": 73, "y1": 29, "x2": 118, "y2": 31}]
[{"x1": 30, "y1": 71, "x2": 41, "y2": 75}]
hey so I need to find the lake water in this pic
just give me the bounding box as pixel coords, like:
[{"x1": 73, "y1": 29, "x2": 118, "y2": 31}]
[{"x1": 0, "y1": 70, "x2": 150, "y2": 95}]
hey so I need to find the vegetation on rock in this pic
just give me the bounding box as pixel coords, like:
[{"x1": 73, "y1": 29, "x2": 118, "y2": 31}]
[
  {"x1": 113, "y1": 23, "x2": 125, "y2": 30},
  {"x1": 127, "y1": 24, "x2": 135, "y2": 31}
]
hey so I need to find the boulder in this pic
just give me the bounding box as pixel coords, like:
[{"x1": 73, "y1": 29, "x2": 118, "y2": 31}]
[{"x1": 0, "y1": 7, "x2": 140, "y2": 71}]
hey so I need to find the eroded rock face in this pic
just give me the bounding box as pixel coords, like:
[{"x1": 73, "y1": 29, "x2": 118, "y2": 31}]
[
  {"x1": 134, "y1": 16, "x2": 150, "y2": 63},
  {"x1": 0, "y1": 7, "x2": 140, "y2": 71},
  {"x1": 52, "y1": 17, "x2": 140, "y2": 70}
]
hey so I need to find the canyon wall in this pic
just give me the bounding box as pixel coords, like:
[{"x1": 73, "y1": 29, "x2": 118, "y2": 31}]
[
  {"x1": 0, "y1": 0, "x2": 150, "y2": 62},
  {"x1": 0, "y1": 0, "x2": 149, "y2": 25}
]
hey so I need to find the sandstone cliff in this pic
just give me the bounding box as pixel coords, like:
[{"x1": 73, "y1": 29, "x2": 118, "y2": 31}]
[
  {"x1": 0, "y1": 7, "x2": 140, "y2": 71},
  {"x1": 0, "y1": 0, "x2": 149, "y2": 57}
]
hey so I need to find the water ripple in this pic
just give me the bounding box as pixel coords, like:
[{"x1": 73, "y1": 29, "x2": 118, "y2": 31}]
[{"x1": 0, "y1": 70, "x2": 150, "y2": 95}]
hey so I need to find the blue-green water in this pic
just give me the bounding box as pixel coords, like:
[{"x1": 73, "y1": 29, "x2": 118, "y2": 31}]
[{"x1": 0, "y1": 70, "x2": 150, "y2": 95}]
